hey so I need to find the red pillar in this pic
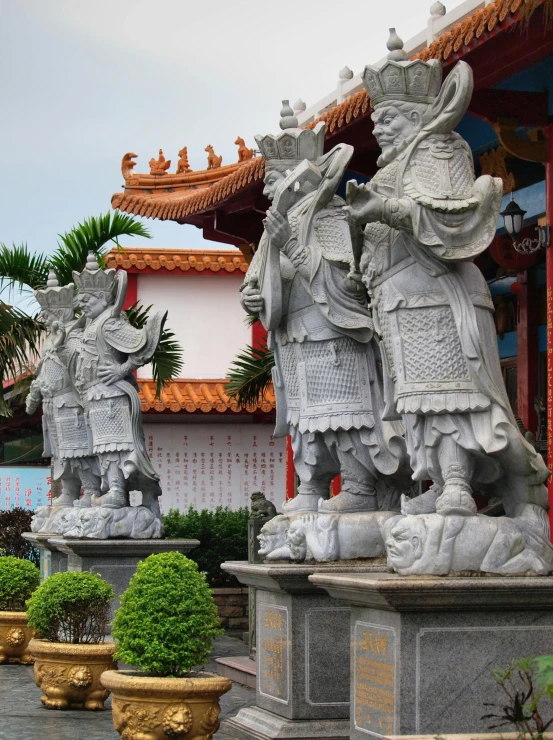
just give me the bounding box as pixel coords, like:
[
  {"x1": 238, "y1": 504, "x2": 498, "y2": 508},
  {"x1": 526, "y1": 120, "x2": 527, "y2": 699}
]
[
  {"x1": 252, "y1": 319, "x2": 268, "y2": 350},
  {"x1": 517, "y1": 267, "x2": 538, "y2": 433},
  {"x1": 545, "y1": 125, "x2": 553, "y2": 534},
  {"x1": 285, "y1": 436, "x2": 295, "y2": 500}
]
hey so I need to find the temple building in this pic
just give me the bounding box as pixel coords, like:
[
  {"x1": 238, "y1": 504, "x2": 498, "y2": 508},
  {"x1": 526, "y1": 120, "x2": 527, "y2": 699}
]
[{"x1": 111, "y1": 0, "x2": 553, "y2": 521}]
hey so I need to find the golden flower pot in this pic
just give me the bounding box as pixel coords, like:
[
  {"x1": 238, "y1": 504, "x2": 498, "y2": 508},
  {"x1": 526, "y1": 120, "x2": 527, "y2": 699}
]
[
  {"x1": 0, "y1": 611, "x2": 35, "y2": 664},
  {"x1": 29, "y1": 638, "x2": 117, "y2": 710},
  {"x1": 101, "y1": 669, "x2": 232, "y2": 740}
]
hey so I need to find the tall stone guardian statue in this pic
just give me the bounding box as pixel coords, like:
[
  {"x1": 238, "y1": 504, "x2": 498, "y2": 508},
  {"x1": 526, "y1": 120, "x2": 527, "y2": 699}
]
[
  {"x1": 73, "y1": 252, "x2": 165, "y2": 512},
  {"x1": 26, "y1": 271, "x2": 101, "y2": 508},
  {"x1": 241, "y1": 103, "x2": 410, "y2": 516},
  {"x1": 345, "y1": 32, "x2": 551, "y2": 572}
]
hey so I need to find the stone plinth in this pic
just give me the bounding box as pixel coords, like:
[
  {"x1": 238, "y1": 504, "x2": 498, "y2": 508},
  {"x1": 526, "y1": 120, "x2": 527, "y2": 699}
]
[
  {"x1": 221, "y1": 561, "x2": 385, "y2": 740},
  {"x1": 22, "y1": 532, "x2": 68, "y2": 580},
  {"x1": 309, "y1": 572, "x2": 553, "y2": 739},
  {"x1": 43, "y1": 537, "x2": 199, "y2": 617}
]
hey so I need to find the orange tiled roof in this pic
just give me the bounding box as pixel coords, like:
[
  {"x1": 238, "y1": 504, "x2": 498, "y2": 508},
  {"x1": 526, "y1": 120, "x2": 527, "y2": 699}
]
[
  {"x1": 139, "y1": 378, "x2": 276, "y2": 414},
  {"x1": 112, "y1": 0, "x2": 532, "y2": 222},
  {"x1": 106, "y1": 247, "x2": 248, "y2": 274}
]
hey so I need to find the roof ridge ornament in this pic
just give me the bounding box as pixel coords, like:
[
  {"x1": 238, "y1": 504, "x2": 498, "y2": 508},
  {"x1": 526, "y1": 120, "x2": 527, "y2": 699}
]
[{"x1": 386, "y1": 28, "x2": 409, "y2": 61}]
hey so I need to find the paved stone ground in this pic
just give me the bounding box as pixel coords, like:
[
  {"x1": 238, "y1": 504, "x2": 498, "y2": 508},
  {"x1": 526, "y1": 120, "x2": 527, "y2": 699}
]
[{"x1": 0, "y1": 634, "x2": 254, "y2": 740}]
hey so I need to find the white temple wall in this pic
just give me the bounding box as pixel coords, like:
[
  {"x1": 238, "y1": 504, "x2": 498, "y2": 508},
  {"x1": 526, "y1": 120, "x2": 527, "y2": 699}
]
[
  {"x1": 136, "y1": 273, "x2": 250, "y2": 379},
  {"x1": 141, "y1": 422, "x2": 287, "y2": 514}
]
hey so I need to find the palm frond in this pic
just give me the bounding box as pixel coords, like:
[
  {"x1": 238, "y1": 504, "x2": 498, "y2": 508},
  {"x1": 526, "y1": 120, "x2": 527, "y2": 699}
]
[
  {"x1": 50, "y1": 211, "x2": 152, "y2": 285},
  {"x1": 0, "y1": 243, "x2": 50, "y2": 294},
  {"x1": 0, "y1": 304, "x2": 44, "y2": 417},
  {"x1": 226, "y1": 343, "x2": 275, "y2": 409},
  {"x1": 124, "y1": 302, "x2": 184, "y2": 397}
]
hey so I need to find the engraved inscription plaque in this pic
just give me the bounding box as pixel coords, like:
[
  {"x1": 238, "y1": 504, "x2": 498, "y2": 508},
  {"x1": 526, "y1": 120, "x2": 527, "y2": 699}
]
[
  {"x1": 259, "y1": 604, "x2": 289, "y2": 704},
  {"x1": 354, "y1": 621, "x2": 396, "y2": 736}
]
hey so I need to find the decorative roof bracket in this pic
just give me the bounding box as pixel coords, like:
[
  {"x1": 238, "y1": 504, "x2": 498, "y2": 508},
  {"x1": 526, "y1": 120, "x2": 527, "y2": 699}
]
[{"x1": 492, "y1": 118, "x2": 547, "y2": 163}]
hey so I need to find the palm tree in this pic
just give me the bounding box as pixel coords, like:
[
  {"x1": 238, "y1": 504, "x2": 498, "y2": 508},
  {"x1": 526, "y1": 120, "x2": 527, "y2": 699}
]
[
  {"x1": 225, "y1": 317, "x2": 274, "y2": 409},
  {"x1": 0, "y1": 211, "x2": 183, "y2": 416}
]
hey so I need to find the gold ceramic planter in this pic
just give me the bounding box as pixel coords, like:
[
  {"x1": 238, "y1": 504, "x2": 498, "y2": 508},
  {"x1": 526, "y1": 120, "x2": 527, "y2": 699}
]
[
  {"x1": 29, "y1": 638, "x2": 117, "y2": 710},
  {"x1": 0, "y1": 611, "x2": 35, "y2": 664},
  {"x1": 101, "y1": 669, "x2": 232, "y2": 740}
]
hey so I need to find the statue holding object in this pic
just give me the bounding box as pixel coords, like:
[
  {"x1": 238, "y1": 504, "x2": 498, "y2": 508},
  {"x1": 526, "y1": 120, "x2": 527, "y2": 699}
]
[
  {"x1": 241, "y1": 101, "x2": 411, "y2": 527},
  {"x1": 28, "y1": 253, "x2": 167, "y2": 539},
  {"x1": 344, "y1": 30, "x2": 551, "y2": 574}
]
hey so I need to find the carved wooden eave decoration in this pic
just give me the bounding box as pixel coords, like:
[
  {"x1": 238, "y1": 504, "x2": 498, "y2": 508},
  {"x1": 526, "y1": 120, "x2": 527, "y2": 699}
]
[
  {"x1": 480, "y1": 146, "x2": 516, "y2": 193},
  {"x1": 492, "y1": 118, "x2": 548, "y2": 163}
]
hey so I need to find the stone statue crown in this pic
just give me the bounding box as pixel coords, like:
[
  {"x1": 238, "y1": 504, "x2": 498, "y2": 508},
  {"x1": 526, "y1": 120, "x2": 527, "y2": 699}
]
[
  {"x1": 35, "y1": 270, "x2": 75, "y2": 309},
  {"x1": 73, "y1": 251, "x2": 117, "y2": 295},
  {"x1": 362, "y1": 28, "x2": 442, "y2": 106},
  {"x1": 255, "y1": 100, "x2": 325, "y2": 167}
]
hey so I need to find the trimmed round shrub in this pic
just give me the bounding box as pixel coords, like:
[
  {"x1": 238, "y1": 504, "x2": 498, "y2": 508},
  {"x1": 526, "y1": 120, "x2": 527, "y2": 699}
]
[
  {"x1": 0, "y1": 556, "x2": 40, "y2": 611},
  {"x1": 26, "y1": 571, "x2": 114, "y2": 644},
  {"x1": 112, "y1": 552, "x2": 223, "y2": 677}
]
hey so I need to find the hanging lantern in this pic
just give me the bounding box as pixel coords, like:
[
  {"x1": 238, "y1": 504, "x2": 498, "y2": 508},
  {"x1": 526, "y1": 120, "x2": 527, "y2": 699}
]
[{"x1": 500, "y1": 196, "x2": 526, "y2": 239}]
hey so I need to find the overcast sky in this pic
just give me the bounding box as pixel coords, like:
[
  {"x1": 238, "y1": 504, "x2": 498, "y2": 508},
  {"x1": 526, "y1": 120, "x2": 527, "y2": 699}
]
[{"x1": 1, "y1": 0, "x2": 439, "y2": 259}]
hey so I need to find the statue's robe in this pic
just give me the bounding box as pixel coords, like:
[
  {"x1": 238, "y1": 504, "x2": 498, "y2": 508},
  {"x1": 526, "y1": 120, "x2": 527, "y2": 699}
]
[{"x1": 362, "y1": 129, "x2": 549, "y2": 516}]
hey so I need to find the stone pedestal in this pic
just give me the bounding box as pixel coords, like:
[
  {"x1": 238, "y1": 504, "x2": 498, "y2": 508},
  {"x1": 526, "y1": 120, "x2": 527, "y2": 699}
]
[
  {"x1": 22, "y1": 532, "x2": 68, "y2": 580},
  {"x1": 309, "y1": 572, "x2": 553, "y2": 739},
  {"x1": 221, "y1": 561, "x2": 385, "y2": 740},
  {"x1": 33, "y1": 537, "x2": 199, "y2": 617}
]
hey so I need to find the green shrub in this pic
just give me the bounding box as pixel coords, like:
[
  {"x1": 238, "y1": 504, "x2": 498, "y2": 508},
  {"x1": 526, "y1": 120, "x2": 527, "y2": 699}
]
[
  {"x1": 26, "y1": 571, "x2": 114, "y2": 644},
  {"x1": 112, "y1": 552, "x2": 223, "y2": 676},
  {"x1": 0, "y1": 555, "x2": 40, "y2": 611},
  {"x1": 163, "y1": 506, "x2": 249, "y2": 586},
  {"x1": 0, "y1": 508, "x2": 39, "y2": 565}
]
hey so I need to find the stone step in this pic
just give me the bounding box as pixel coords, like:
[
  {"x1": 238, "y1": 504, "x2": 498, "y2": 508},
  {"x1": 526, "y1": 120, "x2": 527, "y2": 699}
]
[{"x1": 215, "y1": 655, "x2": 257, "y2": 689}]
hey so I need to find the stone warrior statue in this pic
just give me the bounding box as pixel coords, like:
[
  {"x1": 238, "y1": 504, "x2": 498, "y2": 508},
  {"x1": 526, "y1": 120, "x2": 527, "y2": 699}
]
[
  {"x1": 241, "y1": 102, "x2": 410, "y2": 516},
  {"x1": 26, "y1": 271, "x2": 101, "y2": 508},
  {"x1": 345, "y1": 31, "x2": 551, "y2": 572},
  {"x1": 72, "y1": 252, "x2": 166, "y2": 512}
]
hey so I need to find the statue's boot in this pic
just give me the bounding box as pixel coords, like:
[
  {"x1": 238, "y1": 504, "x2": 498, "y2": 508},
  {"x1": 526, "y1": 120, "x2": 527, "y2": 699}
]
[
  {"x1": 318, "y1": 490, "x2": 377, "y2": 513},
  {"x1": 282, "y1": 483, "x2": 327, "y2": 514},
  {"x1": 51, "y1": 492, "x2": 79, "y2": 508},
  {"x1": 401, "y1": 484, "x2": 442, "y2": 515},
  {"x1": 91, "y1": 489, "x2": 128, "y2": 509},
  {"x1": 73, "y1": 493, "x2": 93, "y2": 509}
]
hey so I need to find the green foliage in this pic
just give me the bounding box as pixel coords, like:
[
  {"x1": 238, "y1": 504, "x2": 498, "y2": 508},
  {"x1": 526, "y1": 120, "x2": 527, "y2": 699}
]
[
  {"x1": 225, "y1": 342, "x2": 274, "y2": 410},
  {"x1": 163, "y1": 506, "x2": 249, "y2": 586},
  {"x1": 125, "y1": 302, "x2": 184, "y2": 395},
  {"x1": 112, "y1": 552, "x2": 223, "y2": 676},
  {"x1": 26, "y1": 571, "x2": 114, "y2": 644},
  {"x1": 0, "y1": 304, "x2": 43, "y2": 416},
  {"x1": 0, "y1": 556, "x2": 40, "y2": 611},
  {"x1": 0, "y1": 508, "x2": 40, "y2": 565},
  {"x1": 483, "y1": 656, "x2": 553, "y2": 737}
]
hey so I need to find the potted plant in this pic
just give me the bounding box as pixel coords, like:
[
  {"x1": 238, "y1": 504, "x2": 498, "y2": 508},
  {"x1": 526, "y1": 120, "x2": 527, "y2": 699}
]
[
  {"x1": 0, "y1": 555, "x2": 40, "y2": 664},
  {"x1": 27, "y1": 570, "x2": 116, "y2": 710},
  {"x1": 101, "y1": 552, "x2": 232, "y2": 740}
]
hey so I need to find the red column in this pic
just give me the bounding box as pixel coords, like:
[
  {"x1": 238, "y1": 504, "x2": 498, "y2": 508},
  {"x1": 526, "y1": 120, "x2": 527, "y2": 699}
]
[
  {"x1": 517, "y1": 267, "x2": 538, "y2": 433},
  {"x1": 252, "y1": 320, "x2": 268, "y2": 350},
  {"x1": 545, "y1": 125, "x2": 553, "y2": 534},
  {"x1": 285, "y1": 436, "x2": 295, "y2": 500}
]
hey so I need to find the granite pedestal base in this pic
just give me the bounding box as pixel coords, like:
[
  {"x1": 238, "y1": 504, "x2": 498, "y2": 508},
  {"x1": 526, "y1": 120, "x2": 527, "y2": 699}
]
[
  {"x1": 309, "y1": 572, "x2": 553, "y2": 739},
  {"x1": 221, "y1": 561, "x2": 385, "y2": 740},
  {"x1": 28, "y1": 536, "x2": 199, "y2": 617},
  {"x1": 22, "y1": 532, "x2": 68, "y2": 580}
]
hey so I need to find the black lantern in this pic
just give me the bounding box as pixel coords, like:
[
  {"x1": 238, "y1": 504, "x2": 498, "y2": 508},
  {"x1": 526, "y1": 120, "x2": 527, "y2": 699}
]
[{"x1": 500, "y1": 196, "x2": 526, "y2": 239}]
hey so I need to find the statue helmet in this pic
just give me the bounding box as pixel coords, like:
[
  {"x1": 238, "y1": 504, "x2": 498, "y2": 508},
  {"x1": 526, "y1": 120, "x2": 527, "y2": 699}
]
[
  {"x1": 72, "y1": 251, "x2": 117, "y2": 297},
  {"x1": 255, "y1": 101, "x2": 325, "y2": 172},
  {"x1": 35, "y1": 270, "x2": 75, "y2": 310}
]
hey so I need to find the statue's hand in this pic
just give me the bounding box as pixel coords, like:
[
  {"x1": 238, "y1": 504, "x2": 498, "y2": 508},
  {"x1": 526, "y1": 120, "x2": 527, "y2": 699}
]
[
  {"x1": 344, "y1": 181, "x2": 385, "y2": 226},
  {"x1": 50, "y1": 321, "x2": 66, "y2": 349},
  {"x1": 98, "y1": 361, "x2": 130, "y2": 385},
  {"x1": 264, "y1": 209, "x2": 291, "y2": 250},
  {"x1": 241, "y1": 277, "x2": 264, "y2": 315}
]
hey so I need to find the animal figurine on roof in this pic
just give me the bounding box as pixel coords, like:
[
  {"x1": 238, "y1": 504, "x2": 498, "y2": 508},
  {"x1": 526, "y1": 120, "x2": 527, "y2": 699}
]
[
  {"x1": 177, "y1": 146, "x2": 192, "y2": 174},
  {"x1": 205, "y1": 144, "x2": 223, "y2": 169},
  {"x1": 235, "y1": 137, "x2": 254, "y2": 162}
]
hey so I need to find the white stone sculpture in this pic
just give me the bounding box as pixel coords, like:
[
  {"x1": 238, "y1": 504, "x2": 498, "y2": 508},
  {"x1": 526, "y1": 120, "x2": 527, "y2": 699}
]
[
  {"x1": 26, "y1": 272, "x2": 101, "y2": 508},
  {"x1": 241, "y1": 101, "x2": 411, "y2": 517},
  {"x1": 344, "y1": 30, "x2": 551, "y2": 574},
  {"x1": 27, "y1": 254, "x2": 167, "y2": 539}
]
